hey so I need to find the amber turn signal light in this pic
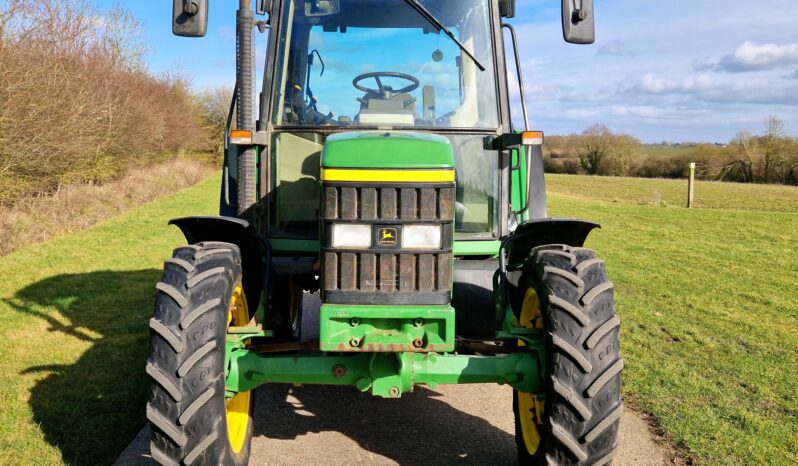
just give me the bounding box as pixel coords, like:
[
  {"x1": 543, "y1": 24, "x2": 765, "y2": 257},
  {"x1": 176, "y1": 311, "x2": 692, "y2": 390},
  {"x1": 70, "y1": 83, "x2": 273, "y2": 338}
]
[
  {"x1": 229, "y1": 130, "x2": 253, "y2": 145},
  {"x1": 521, "y1": 130, "x2": 544, "y2": 146}
]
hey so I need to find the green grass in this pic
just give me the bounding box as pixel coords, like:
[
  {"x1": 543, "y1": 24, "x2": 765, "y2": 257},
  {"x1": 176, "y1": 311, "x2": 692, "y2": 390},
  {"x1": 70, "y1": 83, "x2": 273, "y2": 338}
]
[
  {"x1": 1, "y1": 172, "x2": 796, "y2": 465},
  {"x1": 0, "y1": 176, "x2": 219, "y2": 466},
  {"x1": 548, "y1": 173, "x2": 798, "y2": 212},
  {"x1": 548, "y1": 178, "x2": 798, "y2": 465}
]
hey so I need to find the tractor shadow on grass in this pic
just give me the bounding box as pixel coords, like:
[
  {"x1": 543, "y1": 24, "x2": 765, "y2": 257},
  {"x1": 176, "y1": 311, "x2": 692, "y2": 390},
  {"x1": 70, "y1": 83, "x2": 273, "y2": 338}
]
[
  {"x1": 7, "y1": 269, "x2": 161, "y2": 466},
  {"x1": 254, "y1": 383, "x2": 518, "y2": 465}
]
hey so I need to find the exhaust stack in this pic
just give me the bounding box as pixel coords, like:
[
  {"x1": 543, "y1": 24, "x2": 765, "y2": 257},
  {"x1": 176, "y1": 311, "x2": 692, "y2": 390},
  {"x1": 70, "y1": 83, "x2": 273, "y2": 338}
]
[{"x1": 236, "y1": 0, "x2": 256, "y2": 214}]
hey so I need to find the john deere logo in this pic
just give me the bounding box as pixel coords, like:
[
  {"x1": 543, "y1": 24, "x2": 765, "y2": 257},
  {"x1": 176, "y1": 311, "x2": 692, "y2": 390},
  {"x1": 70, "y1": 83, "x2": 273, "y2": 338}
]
[{"x1": 377, "y1": 227, "x2": 398, "y2": 246}]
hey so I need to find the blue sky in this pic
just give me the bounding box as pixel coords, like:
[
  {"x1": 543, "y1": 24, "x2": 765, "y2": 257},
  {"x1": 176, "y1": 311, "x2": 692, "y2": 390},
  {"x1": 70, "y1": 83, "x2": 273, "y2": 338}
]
[{"x1": 126, "y1": 0, "x2": 798, "y2": 142}]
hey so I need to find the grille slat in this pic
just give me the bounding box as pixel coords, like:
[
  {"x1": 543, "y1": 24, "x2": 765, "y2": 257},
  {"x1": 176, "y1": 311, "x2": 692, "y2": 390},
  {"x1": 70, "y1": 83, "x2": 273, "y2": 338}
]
[
  {"x1": 361, "y1": 187, "x2": 378, "y2": 220},
  {"x1": 418, "y1": 254, "x2": 435, "y2": 292},
  {"x1": 379, "y1": 254, "x2": 396, "y2": 292},
  {"x1": 341, "y1": 187, "x2": 357, "y2": 219},
  {"x1": 381, "y1": 188, "x2": 397, "y2": 220},
  {"x1": 324, "y1": 187, "x2": 338, "y2": 219},
  {"x1": 361, "y1": 253, "x2": 376, "y2": 291},
  {"x1": 399, "y1": 254, "x2": 415, "y2": 291},
  {"x1": 324, "y1": 252, "x2": 337, "y2": 290},
  {"x1": 400, "y1": 188, "x2": 417, "y2": 220},
  {"x1": 340, "y1": 253, "x2": 357, "y2": 291},
  {"x1": 420, "y1": 188, "x2": 437, "y2": 220},
  {"x1": 438, "y1": 186, "x2": 454, "y2": 220}
]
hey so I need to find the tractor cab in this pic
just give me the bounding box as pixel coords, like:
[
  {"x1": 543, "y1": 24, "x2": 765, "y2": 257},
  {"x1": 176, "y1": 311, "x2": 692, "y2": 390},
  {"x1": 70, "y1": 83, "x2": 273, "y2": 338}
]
[
  {"x1": 151, "y1": 2, "x2": 621, "y2": 466},
  {"x1": 270, "y1": 0, "x2": 498, "y2": 130},
  {"x1": 258, "y1": 0, "x2": 507, "y2": 246}
]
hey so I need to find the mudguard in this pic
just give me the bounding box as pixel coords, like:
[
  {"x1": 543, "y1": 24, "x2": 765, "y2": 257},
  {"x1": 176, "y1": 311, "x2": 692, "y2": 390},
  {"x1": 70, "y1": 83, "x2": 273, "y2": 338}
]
[
  {"x1": 169, "y1": 216, "x2": 268, "y2": 315},
  {"x1": 502, "y1": 218, "x2": 600, "y2": 272}
]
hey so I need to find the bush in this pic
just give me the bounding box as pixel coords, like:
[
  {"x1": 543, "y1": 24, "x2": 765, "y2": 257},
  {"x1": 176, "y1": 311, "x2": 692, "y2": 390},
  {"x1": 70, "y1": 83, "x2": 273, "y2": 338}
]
[{"x1": 0, "y1": 0, "x2": 205, "y2": 205}]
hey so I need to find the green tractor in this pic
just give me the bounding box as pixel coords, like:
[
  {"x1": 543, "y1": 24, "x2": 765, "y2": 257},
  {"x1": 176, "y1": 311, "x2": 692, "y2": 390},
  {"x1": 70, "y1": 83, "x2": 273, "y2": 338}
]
[{"x1": 150, "y1": 0, "x2": 621, "y2": 464}]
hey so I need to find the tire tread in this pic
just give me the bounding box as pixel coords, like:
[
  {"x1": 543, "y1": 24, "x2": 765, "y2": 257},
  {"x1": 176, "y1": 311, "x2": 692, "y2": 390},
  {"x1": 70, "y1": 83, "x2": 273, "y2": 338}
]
[
  {"x1": 147, "y1": 242, "x2": 251, "y2": 466},
  {"x1": 514, "y1": 245, "x2": 623, "y2": 465}
]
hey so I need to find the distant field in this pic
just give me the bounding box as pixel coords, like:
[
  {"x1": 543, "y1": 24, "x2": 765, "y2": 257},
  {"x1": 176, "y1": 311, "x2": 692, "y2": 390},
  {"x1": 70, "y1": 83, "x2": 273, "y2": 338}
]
[
  {"x1": 0, "y1": 174, "x2": 796, "y2": 465},
  {"x1": 548, "y1": 173, "x2": 798, "y2": 212}
]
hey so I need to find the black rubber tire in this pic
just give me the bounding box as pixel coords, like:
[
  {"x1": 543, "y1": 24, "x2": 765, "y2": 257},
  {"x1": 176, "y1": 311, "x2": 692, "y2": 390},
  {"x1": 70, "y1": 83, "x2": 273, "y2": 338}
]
[
  {"x1": 514, "y1": 244, "x2": 623, "y2": 466},
  {"x1": 269, "y1": 275, "x2": 303, "y2": 342},
  {"x1": 147, "y1": 242, "x2": 254, "y2": 466}
]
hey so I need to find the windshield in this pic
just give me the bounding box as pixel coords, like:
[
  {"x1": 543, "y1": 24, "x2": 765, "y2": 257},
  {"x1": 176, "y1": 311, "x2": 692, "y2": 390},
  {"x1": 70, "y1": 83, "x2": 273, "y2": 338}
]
[{"x1": 269, "y1": 0, "x2": 499, "y2": 129}]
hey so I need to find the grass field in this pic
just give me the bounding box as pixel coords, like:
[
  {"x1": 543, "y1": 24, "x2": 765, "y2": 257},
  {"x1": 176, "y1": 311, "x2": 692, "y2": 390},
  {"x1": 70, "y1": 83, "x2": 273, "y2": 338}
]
[
  {"x1": 0, "y1": 173, "x2": 796, "y2": 465},
  {"x1": 549, "y1": 173, "x2": 798, "y2": 211},
  {"x1": 548, "y1": 174, "x2": 798, "y2": 464},
  {"x1": 0, "y1": 176, "x2": 219, "y2": 465}
]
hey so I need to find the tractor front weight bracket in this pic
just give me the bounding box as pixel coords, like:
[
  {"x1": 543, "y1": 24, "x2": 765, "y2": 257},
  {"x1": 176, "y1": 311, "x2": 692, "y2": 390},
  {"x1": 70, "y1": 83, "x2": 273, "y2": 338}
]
[{"x1": 225, "y1": 350, "x2": 545, "y2": 399}]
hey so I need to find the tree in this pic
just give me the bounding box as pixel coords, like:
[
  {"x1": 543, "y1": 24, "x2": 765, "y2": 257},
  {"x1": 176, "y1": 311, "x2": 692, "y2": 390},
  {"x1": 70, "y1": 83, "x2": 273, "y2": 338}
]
[
  {"x1": 575, "y1": 124, "x2": 639, "y2": 176},
  {"x1": 195, "y1": 86, "x2": 235, "y2": 157},
  {"x1": 761, "y1": 116, "x2": 788, "y2": 183},
  {"x1": 576, "y1": 124, "x2": 612, "y2": 175}
]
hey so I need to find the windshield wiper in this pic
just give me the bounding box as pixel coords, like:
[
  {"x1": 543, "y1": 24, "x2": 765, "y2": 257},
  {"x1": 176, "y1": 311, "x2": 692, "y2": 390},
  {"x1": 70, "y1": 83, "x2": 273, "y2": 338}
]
[{"x1": 402, "y1": 0, "x2": 486, "y2": 72}]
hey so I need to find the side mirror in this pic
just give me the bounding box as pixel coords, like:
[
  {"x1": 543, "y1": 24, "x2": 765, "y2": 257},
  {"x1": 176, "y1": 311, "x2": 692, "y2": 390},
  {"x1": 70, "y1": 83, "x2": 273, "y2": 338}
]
[
  {"x1": 499, "y1": 0, "x2": 516, "y2": 18},
  {"x1": 561, "y1": 0, "x2": 595, "y2": 44},
  {"x1": 305, "y1": 0, "x2": 340, "y2": 17},
  {"x1": 172, "y1": 0, "x2": 208, "y2": 37},
  {"x1": 257, "y1": 0, "x2": 272, "y2": 15}
]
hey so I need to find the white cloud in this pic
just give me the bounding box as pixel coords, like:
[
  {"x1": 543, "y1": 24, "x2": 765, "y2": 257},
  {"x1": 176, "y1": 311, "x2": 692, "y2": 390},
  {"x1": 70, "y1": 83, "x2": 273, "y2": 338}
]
[
  {"x1": 597, "y1": 40, "x2": 633, "y2": 57},
  {"x1": 630, "y1": 72, "x2": 798, "y2": 106},
  {"x1": 713, "y1": 41, "x2": 798, "y2": 72},
  {"x1": 564, "y1": 109, "x2": 600, "y2": 119},
  {"x1": 636, "y1": 73, "x2": 716, "y2": 94},
  {"x1": 611, "y1": 105, "x2": 661, "y2": 118}
]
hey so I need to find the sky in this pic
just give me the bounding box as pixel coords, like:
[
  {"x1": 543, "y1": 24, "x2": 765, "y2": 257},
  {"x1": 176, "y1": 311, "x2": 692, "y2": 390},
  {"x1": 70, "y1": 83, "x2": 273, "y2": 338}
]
[{"x1": 125, "y1": 0, "x2": 798, "y2": 143}]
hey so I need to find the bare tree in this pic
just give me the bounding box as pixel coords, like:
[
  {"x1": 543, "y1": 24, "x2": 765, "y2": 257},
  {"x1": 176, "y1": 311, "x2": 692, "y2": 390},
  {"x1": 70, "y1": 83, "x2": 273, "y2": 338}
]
[
  {"x1": 732, "y1": 130, "x2": 756, "y2": 182},
  {"x1": 575, "y1": 124, "x2": 639, "y2": 176},
  {"x1": 762, "y1": 116, "x2": 787, "y2": 183},
  {"x1": 195, "y1": 86, "x2": 235, "y2": 156},
  {"x1": 577, "y1": 124, "x2": 612, "y2": 175}
]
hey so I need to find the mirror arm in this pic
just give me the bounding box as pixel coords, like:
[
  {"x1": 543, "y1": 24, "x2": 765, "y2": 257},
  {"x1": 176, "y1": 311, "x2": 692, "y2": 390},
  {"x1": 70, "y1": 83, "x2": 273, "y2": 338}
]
[
  {"x1": 502, "y1": 23, "x2": 534, "y2": 217},
  {"x1": 502, "y1": 24, "x2": 528, "y2": 131}
]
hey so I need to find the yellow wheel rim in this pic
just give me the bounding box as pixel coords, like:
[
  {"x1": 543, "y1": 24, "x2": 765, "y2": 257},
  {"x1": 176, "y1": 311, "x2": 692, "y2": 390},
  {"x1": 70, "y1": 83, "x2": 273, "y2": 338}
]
[
  {"x1": 518, "y1": 287, "x2": 545, "y2": 455},
  {"x1": 226, "y1": 285, "x2": 251, "y2": 454}
]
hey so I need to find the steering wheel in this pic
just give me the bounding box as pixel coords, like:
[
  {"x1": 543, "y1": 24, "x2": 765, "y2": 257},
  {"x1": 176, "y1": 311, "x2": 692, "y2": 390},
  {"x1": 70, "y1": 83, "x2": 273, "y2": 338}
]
[{"x1": 352, "y1": 72, "x2": 420, "y2": 99}]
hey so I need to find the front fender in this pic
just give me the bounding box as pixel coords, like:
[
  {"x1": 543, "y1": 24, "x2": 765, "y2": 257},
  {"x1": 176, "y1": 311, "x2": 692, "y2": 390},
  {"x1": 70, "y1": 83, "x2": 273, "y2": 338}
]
[
  {"x1": 502, "y1": 218, "x2": 600, "y2": 271},
  {"x1": 169, "y1": 216, "x2": 267, "y2": 316}
]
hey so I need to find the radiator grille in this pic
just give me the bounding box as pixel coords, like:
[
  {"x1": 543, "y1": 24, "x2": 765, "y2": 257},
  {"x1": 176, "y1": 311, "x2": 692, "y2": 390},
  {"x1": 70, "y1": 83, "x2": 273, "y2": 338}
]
[{"x1": 321, "y1": 184, "x2": 455, "y2": 305}]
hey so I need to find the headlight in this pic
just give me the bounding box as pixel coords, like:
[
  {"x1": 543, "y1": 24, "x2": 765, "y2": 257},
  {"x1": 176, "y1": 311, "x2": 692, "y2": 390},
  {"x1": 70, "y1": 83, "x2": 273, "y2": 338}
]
[
  {"x1": 402, "y1": 225, "x2": 442, "y2": 249},
  {"x1": 332, "y1": 224, "x2": 372, "y2": 249}
]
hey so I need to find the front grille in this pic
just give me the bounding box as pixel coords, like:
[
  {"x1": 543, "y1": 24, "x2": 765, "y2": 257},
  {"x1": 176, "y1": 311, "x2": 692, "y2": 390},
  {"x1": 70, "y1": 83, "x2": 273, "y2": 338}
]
[{"x1": 321, "y1": 183, "x2": 455, "y2": 305}]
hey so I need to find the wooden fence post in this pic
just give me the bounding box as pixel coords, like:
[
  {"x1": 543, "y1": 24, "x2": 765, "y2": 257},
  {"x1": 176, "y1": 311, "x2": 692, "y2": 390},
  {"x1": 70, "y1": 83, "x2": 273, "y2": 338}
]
[{"x1": 687, "y1": 162, "x2": 695, "y2": 208}]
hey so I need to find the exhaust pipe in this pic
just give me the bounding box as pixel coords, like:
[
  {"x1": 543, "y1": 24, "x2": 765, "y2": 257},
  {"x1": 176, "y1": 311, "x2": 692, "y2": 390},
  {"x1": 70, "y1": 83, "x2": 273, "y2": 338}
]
[{"x1": 236, "y1": 0, "x2": 256, "y2": 214}]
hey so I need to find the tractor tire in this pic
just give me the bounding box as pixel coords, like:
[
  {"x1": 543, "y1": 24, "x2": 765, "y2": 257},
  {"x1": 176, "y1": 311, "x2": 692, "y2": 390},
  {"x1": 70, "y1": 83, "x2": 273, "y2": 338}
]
[
  {"x1": 269, "y1": 275, "x2": 303, "y2": 342},
  {"x1": 147, "y1": 242, "x2": 254, "y2": 466},
  {"x1": 513, "y1": 244, "x2": 623, "y2": 466}
]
